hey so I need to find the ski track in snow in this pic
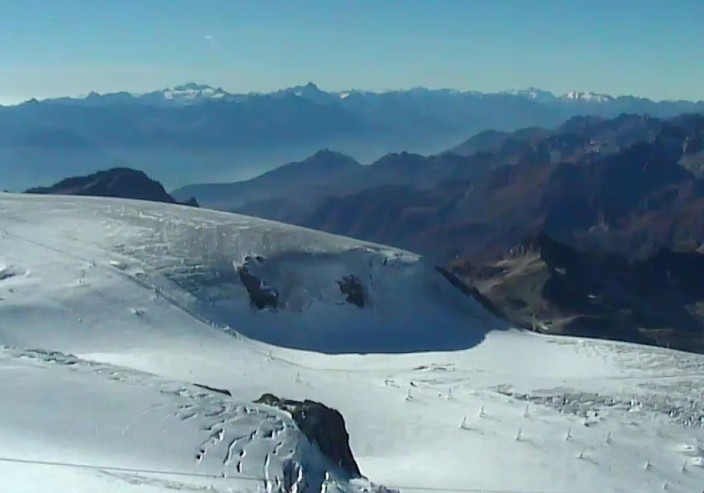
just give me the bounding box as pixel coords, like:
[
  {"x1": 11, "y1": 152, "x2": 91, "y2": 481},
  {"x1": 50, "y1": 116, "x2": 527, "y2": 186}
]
[{"x1": 0, "y1": 194, "x2": 704, "y2": 493}]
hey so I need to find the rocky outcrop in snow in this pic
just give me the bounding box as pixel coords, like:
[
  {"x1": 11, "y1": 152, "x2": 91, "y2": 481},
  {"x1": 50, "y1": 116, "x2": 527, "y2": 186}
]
[
  {"x1": 255, "y1": 393, "x2": 363, "y2": 478},
  {"x1": 237, "y1": 256, "x2": 279, "y2": 310},
  {"x1": 337, "y1": 275, "x2": 366, "y2": 308},
  {"x1": 237, "y1": 255, "x2": 369, "y2": 310}
]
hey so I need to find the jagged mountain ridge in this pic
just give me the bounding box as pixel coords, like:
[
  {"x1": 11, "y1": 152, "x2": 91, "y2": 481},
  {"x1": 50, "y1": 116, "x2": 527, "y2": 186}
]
[
  {"x1": 35, "y1": 82, "x2": 703, "y2": 108},
  {"x1": 306, "y1": 146, "x2": 701, "y2": 262},
  {"x1": 172, "y1": 150, "x2": 474, "y2": 216},
  {"x1": 3, "y1": 82, "x2": 704, "y2": 192},
  {"x1": 188, "y1": 113, "x2": 704, "y2": 269}
]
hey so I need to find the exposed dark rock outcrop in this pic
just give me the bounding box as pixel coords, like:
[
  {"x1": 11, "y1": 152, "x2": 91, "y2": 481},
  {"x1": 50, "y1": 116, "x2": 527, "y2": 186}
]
[
  {"x1": 255, "y1": 393, "x2": 362, "y2": 478},
  {"x1": 337, "y1": 275, "x2": 366, "y2": 307},
  {"x1": 237, "y1": 264, "x2": 279, "y2": 310}
]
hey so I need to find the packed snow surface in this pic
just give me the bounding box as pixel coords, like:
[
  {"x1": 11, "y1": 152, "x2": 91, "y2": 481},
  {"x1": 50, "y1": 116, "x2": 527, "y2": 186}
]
[{"x1": 1, "y1": 193, "x2": 703, "y2": 493}]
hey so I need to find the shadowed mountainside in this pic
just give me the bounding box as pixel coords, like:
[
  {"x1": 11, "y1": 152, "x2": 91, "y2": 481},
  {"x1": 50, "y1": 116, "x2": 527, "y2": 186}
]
[
  {"x1": 453, "y1": 233, "x2": 704, "y2": 353},
  {"x1": 26, "y1": 167, "x2": 198, "y2": 206}
]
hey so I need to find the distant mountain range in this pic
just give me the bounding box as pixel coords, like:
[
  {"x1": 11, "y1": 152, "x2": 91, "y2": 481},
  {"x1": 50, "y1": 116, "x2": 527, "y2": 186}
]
[
  {"x1": 177, "y1": 112, "x2": 704, "y2": 264},
  {"x1": 172, "y1": 149, "x2": 473, "y2": 221},
  {"x1": 35, "y1": 82, "x2": 698, "y2": 108},
  {"x1": 2, "y1": 82, "x2": 703, "y2": 191}
]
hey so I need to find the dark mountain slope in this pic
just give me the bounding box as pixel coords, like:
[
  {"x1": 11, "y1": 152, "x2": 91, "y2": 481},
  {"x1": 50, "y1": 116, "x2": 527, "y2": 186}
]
[
  {"x1": 448, "y1": 127, "x2": 551, "y2": 157},
  {"x1": 174, "y1": 150, "x2": 485, "y2": 213},
  {"x1": 26, "y1": 168, "x2": 197, "y2": 206},
  {"x1": 299, "y1": 113, "x2": 704, "y2": 263},
  {"x1": 454, "y1": 234, "x2": 704, "y2": 353}
]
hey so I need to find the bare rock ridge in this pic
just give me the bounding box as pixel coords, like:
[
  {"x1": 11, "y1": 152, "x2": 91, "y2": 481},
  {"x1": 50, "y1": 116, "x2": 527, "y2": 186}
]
[
  {"x1": 25, "y1": 167, "x2": 199, "y2": 207},
  {"x1": 255, "y1": 393, "x2": 363, "y2": 478}
]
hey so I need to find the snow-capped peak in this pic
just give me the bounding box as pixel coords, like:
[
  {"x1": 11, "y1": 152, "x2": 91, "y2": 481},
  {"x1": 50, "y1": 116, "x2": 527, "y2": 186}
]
[
  {"x1": 161, "y1": 82, "x2": 229, "y2": 101},
  {"x1": 561, "y1": 90, "x2": 614, "y2": 103},
  {"x1": 500, "y1": 87, "x2": 556, "y2": 103}
]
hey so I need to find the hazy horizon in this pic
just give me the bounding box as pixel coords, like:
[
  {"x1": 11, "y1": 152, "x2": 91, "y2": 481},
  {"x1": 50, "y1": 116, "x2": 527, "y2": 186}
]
[{"x1": 1, "y1": 0, "x2": 703, "y2": 104}]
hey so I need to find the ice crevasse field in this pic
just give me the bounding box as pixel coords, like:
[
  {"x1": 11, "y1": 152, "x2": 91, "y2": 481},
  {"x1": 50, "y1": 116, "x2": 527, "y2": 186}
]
[{"x1": 0, "y1": 193, "x2": 703, "y2": 493}]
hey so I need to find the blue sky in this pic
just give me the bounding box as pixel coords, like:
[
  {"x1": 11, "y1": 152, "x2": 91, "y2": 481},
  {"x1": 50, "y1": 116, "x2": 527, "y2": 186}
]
[{"x1": 1, "y1": 0, "x2": 703, "y2": 103}]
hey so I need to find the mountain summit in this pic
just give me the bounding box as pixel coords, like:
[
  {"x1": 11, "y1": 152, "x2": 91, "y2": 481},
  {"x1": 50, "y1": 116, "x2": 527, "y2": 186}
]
[
  {"x1": 150, "y1": 82, "x2": 232, "y2": 103},
  {"x1": 25, "y1": 167, "x2": 198, "y2": 206},
  {"x1": 166, "y1": 82, "x2": 227, "y2": 97},
  {"x1": 276, "y1": 82, "x2": 339, "y2": 105}
]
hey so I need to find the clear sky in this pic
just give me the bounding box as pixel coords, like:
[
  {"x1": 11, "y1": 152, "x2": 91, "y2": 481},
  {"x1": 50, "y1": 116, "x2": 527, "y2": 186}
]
[{"x1": 1, "y1": 0, "x2": 703, "y2": 103}]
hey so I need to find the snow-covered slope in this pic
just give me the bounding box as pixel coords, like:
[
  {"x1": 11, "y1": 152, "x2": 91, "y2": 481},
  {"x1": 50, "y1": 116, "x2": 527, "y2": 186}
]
[
  {"x1": 501, "y1": 87, "x2": 557, "y2": 103},
  {"x1": 1, "y1": 193, "x2": 703, "y2": 493},
  {"x1": 561, "y1": 91, "x2": 615, "y2": 103},
  {"x1": 0, "y1": 348, "x2": 369, "y2": 493},
  {"x1": 0, "y1": 194, "x2": 504, "y2": 354}
]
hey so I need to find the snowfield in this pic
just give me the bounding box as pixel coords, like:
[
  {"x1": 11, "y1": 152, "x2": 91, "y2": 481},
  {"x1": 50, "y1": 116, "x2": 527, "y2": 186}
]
[
  {"x1": 0, "y1": 193, "x2": 703, "y2": 493},
  {"x1": 0, "y1": 348, "x2": 367, "y2": 493}
]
